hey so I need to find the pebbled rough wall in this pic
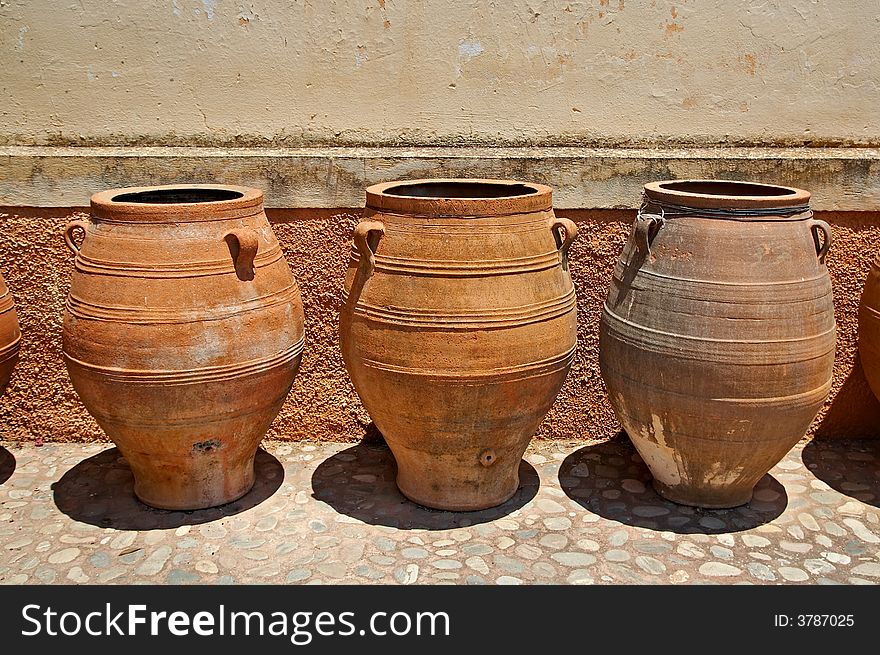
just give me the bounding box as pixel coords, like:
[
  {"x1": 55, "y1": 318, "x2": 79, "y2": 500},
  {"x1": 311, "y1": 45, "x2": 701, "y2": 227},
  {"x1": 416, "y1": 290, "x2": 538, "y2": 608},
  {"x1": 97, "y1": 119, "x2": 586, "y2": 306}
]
[
  {"x1": 0, "y1": 0, "x2": 878, "y2": 147},
  {"x1": 0, "y1": 208, "x2": 877, "y2": 444}
]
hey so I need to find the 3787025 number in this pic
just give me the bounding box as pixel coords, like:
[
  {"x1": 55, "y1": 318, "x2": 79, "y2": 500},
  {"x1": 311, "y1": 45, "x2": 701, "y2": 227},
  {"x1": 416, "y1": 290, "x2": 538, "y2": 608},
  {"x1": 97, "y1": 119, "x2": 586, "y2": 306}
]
[{"x1": 797, "y1": 615, "x2": 853, "y2": 627}]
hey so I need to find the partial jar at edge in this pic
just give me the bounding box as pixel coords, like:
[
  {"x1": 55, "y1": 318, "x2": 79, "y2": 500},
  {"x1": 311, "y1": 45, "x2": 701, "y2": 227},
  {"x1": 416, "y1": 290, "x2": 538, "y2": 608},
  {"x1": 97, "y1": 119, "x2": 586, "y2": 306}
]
[{"x1": 0, "y1": 269, "x2": 21, "y2": 396}]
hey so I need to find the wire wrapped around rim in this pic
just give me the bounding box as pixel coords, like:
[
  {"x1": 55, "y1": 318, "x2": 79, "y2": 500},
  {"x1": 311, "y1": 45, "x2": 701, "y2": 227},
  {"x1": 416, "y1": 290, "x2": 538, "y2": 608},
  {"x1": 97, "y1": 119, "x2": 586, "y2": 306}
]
[{"x1": 640, "y1": 198, "x2": 813, "y2": 222}]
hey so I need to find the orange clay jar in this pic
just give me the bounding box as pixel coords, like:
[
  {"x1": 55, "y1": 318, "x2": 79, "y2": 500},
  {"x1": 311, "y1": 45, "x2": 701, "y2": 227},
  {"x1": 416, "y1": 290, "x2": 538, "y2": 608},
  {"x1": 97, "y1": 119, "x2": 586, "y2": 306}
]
[
  {"x1": 340, "y1": 179, "x2": 578, "y2": 511},
  {"x1": 62, "y1": 185, "x2": 304, "y2": 510}
]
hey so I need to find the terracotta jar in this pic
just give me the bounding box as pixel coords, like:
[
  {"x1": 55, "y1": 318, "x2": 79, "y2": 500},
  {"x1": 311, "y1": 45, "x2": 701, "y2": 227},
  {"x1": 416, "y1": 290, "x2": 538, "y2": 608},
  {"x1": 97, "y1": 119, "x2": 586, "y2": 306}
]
[
  {"x1": 340, "y1": 179, "x2": 578, "y2": 511},
  {"x1": 0, "y1": 270, "x2": 21, "y2": 394},
  {"x1": 62, "y1": 185, "x2": 304, "y2": 510},
  {"x1": 858, "y1": 256, "x2": 880, "y2": 401},
  {"x1": 600, "y1": 180, "x2": 835, "y2": 508}
]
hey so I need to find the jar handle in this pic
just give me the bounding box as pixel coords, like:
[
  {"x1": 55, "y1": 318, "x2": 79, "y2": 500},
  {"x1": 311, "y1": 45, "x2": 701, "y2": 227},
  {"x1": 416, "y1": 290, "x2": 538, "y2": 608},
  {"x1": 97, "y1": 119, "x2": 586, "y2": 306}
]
[
  {"x1": 635, "y1": 212, "x2": 663, "y2": 256},
  {"x1": 809, "y1": 219, "x2": 831, "y2": 265},
  {"x1": 64, "y1": 219, "x2": 89, "y2": 254},
  {"x1": 550, "y1": 217, "x2": 578, "y2": 271},
  {"x1": 353, "y1": 220, "x2": 385, "y2": 279},
  {"x1": 224, "y1": 228, "x2": 259, "y2": 280}
]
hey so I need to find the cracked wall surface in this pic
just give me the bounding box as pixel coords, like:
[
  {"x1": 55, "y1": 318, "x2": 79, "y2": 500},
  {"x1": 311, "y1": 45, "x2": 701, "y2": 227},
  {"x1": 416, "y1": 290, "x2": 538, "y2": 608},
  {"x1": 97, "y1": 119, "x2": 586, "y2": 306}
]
[{"x1": 0, "y1": 0, "x2": 878, "y2": 147}]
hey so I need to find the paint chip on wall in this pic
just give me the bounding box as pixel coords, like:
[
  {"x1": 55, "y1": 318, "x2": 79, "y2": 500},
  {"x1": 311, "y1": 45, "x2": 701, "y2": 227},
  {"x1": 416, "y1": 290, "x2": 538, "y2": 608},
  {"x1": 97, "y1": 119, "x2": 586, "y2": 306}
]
[
  {"x1": 202, "y1": 0, "x2": 216, "y2": 21},
  {"x1": 16, "y1": 25, "x2": 28, "y2": 50},
  {"x1": 458, "y1": 39, "x2": 484, "y2": 60}
]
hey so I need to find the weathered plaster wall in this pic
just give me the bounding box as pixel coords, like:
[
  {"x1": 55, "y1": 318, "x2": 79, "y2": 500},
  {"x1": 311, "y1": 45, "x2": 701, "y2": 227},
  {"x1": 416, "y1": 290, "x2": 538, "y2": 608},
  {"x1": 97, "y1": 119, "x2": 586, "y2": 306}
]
[
  {"x1": 0, "y1": 208, "x2": 877, "y2": 445},
  {"x1": 1, "y1": 0, "x2": 878, "y2": 147}
]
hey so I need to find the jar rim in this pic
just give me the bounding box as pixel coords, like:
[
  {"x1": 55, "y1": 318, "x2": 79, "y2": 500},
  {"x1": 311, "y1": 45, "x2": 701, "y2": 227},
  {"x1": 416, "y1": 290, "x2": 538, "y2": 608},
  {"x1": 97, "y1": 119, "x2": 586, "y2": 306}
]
[
  {"x1": 365, "y1": 178, "x2": 553, "y2": 216},
  {"x1": 644, "y1": 179, "x2": 810, "y2": 210},
  {"x1": 90, "y1": 184, "x2": 264, "y2": 221}
]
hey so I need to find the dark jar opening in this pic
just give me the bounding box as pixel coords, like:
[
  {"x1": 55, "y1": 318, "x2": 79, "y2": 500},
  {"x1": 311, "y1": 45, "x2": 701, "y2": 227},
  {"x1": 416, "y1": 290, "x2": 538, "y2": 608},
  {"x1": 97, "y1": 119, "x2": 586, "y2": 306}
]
[
  {"x1": 656, "y1": 180, "x2": 798, "y2": 198},
  {"x1": 111, "y1": 188, "x2": 245, "y2": 204},
  {"x1": 383, "y1": 181, "x2": 539, "y2": 199}
]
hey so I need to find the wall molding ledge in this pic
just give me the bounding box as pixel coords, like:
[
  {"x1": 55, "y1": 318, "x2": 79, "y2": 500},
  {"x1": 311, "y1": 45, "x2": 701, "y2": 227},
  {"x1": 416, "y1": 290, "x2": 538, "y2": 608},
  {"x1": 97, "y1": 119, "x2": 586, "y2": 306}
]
[{"x1": 1, "y1": 146, "x2": 878, "y2": 210}]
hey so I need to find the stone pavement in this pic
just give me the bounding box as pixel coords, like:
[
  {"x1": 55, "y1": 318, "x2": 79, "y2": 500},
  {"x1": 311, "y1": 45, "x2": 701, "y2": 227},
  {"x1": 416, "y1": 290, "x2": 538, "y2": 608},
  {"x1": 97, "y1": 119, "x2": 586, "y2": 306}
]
[{"x1": 0, "y1": 435, "x2": 878, "y2": 585}]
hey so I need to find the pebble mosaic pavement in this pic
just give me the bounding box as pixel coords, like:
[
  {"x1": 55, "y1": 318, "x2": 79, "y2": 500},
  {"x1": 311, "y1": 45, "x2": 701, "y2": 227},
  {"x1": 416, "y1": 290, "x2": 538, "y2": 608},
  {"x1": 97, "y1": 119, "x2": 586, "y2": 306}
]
[{"x1": 1, "y1": 435, "x2": 879, "y2": 585}]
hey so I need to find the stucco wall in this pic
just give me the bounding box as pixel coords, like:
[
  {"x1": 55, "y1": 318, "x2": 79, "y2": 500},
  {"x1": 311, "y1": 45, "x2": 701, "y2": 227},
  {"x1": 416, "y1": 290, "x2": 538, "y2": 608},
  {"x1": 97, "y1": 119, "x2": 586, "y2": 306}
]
[
  {"x1": 0, "y1": 1, "x2": 877, "y2": 444},
  {"x1": 1, "y1": 0, "x2": 878, "y2": 147},
  {"x1": 0, "y1": 207, "x2": 877, "y2": 444}
]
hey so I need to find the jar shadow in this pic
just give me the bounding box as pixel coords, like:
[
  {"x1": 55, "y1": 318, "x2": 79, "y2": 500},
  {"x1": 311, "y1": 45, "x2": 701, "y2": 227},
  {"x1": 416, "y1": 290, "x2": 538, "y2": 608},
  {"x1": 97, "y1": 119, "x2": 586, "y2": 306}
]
[
  {"x1": 801, "y1": 438, "x2": 880, "y2": 508},
  {"x1": 52, "y1": 447, "x2": 284, "y2": 530},
  {"x1": 0, "y1": 445, "x2": 14, "y2": 485},
  {"x1": 311, "y1": 433, "x2": 540, "y2": 530},
  {"x1": 559, "y1": 432, "x2": 788, "y2": 534}
]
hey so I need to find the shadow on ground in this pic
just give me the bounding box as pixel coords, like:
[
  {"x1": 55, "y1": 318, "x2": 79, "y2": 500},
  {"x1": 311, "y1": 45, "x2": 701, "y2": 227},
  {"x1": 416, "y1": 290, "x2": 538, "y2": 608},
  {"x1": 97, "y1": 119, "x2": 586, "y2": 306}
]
[
  {"x1": 52, "y1": 447, "x2": 284, "y2": 530},
  {"x1": 311, "y1": 438, "x2": 539, "y2": 530},
  {"x1": 802, "y1": 438, "x2": 880, "y2": 508},
  {"x1": 814, "y1": 355, "x2": 880, "y2": 438},
  {"x1": 0, "y1": 445, "x2": 14, "y2": 485},
  {"x1": 559, "y1": 432, "x2": 788, "y2": 534}
]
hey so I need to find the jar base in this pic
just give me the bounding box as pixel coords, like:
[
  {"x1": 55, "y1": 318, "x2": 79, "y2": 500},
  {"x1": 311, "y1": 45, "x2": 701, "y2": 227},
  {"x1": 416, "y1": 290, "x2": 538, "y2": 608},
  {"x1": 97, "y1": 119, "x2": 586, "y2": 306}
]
[
  {"x1": 396, "y1": 474, "x2": 520, "y2": 512},
  {"x1": 133, "y1": 475, "x2": 256, "y2": 511},
  {"x1": 652, "y1": 479, "x2": 754, "y2": 509}
]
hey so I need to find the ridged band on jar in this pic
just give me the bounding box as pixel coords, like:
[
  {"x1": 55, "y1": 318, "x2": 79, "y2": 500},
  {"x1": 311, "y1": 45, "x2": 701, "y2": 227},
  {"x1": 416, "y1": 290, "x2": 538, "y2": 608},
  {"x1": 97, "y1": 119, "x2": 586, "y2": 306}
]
[
  {"x1": 341, "y1": 209, "x2": 577, "y2": 374},
  {"x1": 344, "y1": 180, "x2": 575, "y2": 379},
  {"x1": 64, "y1": 190, "x2": 304, "y2": 370}
]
